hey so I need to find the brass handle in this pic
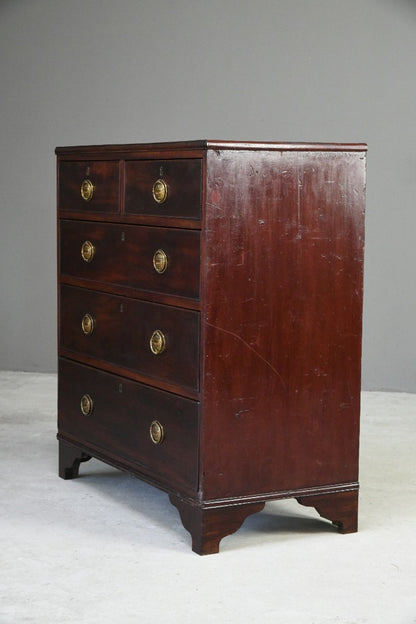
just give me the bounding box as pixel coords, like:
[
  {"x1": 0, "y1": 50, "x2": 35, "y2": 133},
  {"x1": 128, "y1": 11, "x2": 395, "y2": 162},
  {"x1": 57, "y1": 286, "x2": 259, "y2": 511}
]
[
  {"x1": 80, "y1": 394, "x2": 94, "y2": 416},
  {"x1": 150, "y1": 420, "x2": 164, "y2": 444},
  {"x1": 149, "y1": 329, "x2": 166, "y2": 355},
  {"x1": 81, "y1": 313, "x2": 95, "y2": 335},
  {"x1": 153, "y1": 249, "x2": 168, "y2": 274},
  {"x1": 152, "y1": 179, "x2": 168, "y2": 204},
  {"x1": 81, "y1": 240, "x2": 95, "y2": 263},
  {"x1": 80, "y1": 179, "x2": 94, "y2": 202}
]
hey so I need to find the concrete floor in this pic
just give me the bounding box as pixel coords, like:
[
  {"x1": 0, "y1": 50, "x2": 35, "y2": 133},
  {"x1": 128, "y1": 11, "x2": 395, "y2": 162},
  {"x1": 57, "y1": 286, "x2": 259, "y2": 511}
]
[{"x1": 0, "y1": 372, "x2": 415, "y2": 624}]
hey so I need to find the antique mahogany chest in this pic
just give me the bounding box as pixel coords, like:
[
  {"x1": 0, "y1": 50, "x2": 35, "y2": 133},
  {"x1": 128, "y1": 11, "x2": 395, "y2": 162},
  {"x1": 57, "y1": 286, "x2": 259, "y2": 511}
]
[{"x1": 56, "y1": 140, "x2": 366, "y2": 554}]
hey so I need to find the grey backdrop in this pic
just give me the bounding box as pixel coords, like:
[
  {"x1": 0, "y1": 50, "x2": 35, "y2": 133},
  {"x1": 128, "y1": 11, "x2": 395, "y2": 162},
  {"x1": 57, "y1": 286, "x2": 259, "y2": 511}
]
[{"x1": 0, "y1": 0, "x2": 415, "y2": 392}]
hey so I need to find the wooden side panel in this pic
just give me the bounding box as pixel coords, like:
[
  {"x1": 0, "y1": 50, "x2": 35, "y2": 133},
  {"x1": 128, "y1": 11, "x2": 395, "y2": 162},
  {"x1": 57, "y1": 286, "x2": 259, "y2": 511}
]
[{"x1": 200, "y1": 149, "x2": 366, "y2": 500}]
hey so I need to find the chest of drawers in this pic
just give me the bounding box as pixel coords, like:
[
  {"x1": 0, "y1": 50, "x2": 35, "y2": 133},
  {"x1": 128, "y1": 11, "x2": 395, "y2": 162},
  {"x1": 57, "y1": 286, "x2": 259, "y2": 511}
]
[{"x1": 56, "y1": 140, "x2": 366, "y2": 554}]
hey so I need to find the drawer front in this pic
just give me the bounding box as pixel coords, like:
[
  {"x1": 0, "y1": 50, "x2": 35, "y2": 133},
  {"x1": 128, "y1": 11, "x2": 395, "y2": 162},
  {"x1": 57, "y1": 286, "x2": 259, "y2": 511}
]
[
  {"x1": 59, "y1": 161, "x2": 120, "y2": 214},
  {"x1": 60, "y1": 285, "x2": 199, "y2": 391},
  {"x1": 125, "y1": 159, "x2": 201, "y2": 219},
  {"x1": 60, "y1": 220, "x2": 200, "y2": 300},
  {"x1": 58, "y1": 359, "x2": 199, "y2": 492}
]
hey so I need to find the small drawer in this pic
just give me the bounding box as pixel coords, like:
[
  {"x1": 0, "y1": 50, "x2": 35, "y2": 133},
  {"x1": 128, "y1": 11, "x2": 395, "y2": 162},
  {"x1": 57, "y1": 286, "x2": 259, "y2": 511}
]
[
  {"x1": 59, "y1": 161, "x2": 120, "y2": 213},
  {"x1": 124, "y1": 159, "x2": 202, "y2": 219},
  {"x1": 60, "y1": 220, "x2": 200, "y2": 300},
  {"x1": 58, "y1": 359, "x2": 199, "y2": 492},
  {"x1": 59, "y1": 286, "x2": 200, "y2": 392}
]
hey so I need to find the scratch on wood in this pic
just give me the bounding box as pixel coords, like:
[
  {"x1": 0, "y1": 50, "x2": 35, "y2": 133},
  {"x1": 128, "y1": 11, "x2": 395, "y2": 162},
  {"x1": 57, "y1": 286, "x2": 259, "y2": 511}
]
[
  {"x1": 205, "y1": 321, "x2": 287, "y2": 389},
  {"x1": 296, "y1": 175, "x2": 303, "y2": 239},
  {"x1": 206, "y1": 201, "x2": 224, "y2": 212}
]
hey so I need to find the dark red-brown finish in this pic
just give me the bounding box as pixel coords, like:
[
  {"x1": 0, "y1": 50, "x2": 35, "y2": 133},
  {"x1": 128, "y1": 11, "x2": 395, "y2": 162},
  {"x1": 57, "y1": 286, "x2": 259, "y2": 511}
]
[
  {"x1": 169, "y1": 495, "x2": 265, "y2": 555},
  {"x1": 59, "y1": 285, "x2": 200, "y2": 392},
  {"x1": 59, "y1": 220, "x2": 200, "y2": 301},
  {"x1": 59, "y1": 160, "x2": 120, "y2": 214},
  {"x1": 200, "y1": 149, "x2": 365, "y2": 500},
  {"x1": 124, "y1": 159, "x2": 202, "y2": 219},
  {"x1": 56, "y1": 140, "x2": 366, "y2": 554},
  {"x1": 59, "y1": 438, "x2": 92, "y2": 479},
  {"x1": 58, "y1": 359, "x2": 199, "y2": 493},
  {"x1": 297, "y1": 490, "x2": 359, "y2": 533}
]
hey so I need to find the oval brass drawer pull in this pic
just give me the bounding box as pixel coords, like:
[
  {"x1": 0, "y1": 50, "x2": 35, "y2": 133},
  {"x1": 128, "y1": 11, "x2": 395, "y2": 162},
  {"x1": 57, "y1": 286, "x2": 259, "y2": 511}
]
[
  {"x1": 150, "y1": 420, "x2": 164, "y2": 444},
  {"x1": 149, "y1": 329, "x2": 166, "y2": 355},
  {"x1": 152, "y1": 249, "x2": 168, "y2": 274},
  {"x1": 80, "y1": 179, "x2": 94, "y2": 202},
  {"x1": 80, "y1": 394, "x2": 94, "y2": 416},
  {"x1": 81, "y1": 313, "x2": 95, "y2": 335},
  {"x1": 81, "y1": 240, "x2": 95, "y2": 263},
  {"x1": 152, "y1": 179, "x2": 168, "y2": 204}
]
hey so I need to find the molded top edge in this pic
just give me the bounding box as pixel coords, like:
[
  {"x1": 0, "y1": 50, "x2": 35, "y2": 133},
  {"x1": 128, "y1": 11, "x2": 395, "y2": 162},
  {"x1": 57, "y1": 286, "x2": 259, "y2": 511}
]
[
  {"x1": 55, "y1": 139, "x2": 367, "y2": 155},
  {"x1": 205, "y1": 140, "x2": 367, "y2": 152}
]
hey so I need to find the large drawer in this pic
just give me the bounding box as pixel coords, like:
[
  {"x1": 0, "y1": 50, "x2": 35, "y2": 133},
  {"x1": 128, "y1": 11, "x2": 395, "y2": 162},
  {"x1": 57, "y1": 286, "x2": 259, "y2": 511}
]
[
  {"x1": 59, "y1": 220, "x2": 200, "y2": 300},
  {"x1": 59, "y1": 161, "x2": 120, "y2": 214},
  {"x1": 59, "y1": 285, "x2": 200, "y2": 392},
  {"x1": 58, "y1": 359, "x2": 199, "y2": 492},
  {"x1": 124, "y1": 159, "x2": 201, "y2": 219}
]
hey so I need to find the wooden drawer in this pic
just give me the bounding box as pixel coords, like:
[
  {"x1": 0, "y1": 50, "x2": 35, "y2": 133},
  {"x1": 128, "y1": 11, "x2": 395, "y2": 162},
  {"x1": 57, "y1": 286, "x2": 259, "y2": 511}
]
[
  {"x1": 124, "y1": 159, "x2": 201, "y2": 219},
  {"x1": 59, "y1": 285, "x2": 200, "y2": 392},
  {"x1": 60, "y1": 220, "x2": 200, "y2": 300},
  {"x1": 59, "y1": 161, "x2": 120, "y2": 214},
  {"x1": 58, "y1": 359, "x2": 199, "y2": 492}
]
